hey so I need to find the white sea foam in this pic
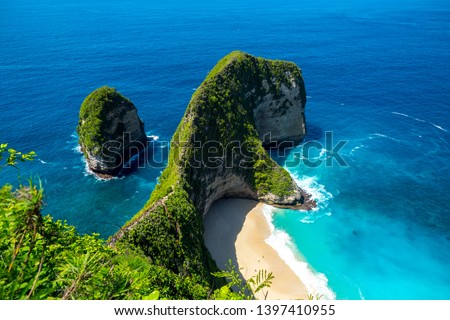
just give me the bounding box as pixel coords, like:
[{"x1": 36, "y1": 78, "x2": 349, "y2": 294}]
[
  {"x1": 80, "y1": 155, "x2": 121, "y2": 181},
  {"x1": 392, "y1": 111, "x2": 448, "y2": 132},
  {"x1": 38, "y1": 159, "x2": 47, "y2": 164},
  {"x1": 306, "y1": 148, "x2": 328, "y2": 161},
  {"x1": 147, "y1": 134, "x2": 159, "y2": 141},
  {"x1": 392, "y1": 111, "x2": 426, "y2": 123},
  {"x1": 261, "y1": 173, "x2": 336, "y2": 299},
  {"x1": 318, "y1": 148, "x2": 327, "y2": 158},
  {"x1": 292, "y1": 174, "x2": 334, "y2": 222},
  {"x1": 290, "y1": 174, "x2": 334, "y2": 211},
  {"x1": 262, "y1": 205, "x2": 336, "y2": 299},
  {"x1": 83, "y1": 167, "x2": 121, "y2": 181},
  {"x1": 371, "y1": 133, "x2": 401, "y2": 143},
  {"x1": 350, "y1": 145, "x2": 364, "y2": 155},
  {"x1": 72, "y1": 141, "x2": 113, "y2": 181},
  {"x1": 300, "y1": 216, "x2": 315, "y2": 224},
  {"x1": 431, "y1": 123, "x2": 448, "y2": 132},
  {"x1": 358, "y1": 287, "x2": 365, "y2": 300}
]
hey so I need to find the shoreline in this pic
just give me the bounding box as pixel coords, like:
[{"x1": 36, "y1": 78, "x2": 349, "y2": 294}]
[{"x1": 204, "y1": 198, "x2": 309, "y2": 300}]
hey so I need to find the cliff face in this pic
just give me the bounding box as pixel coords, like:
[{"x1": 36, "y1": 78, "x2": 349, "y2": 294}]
[
  {"x1": 77, "y1": 86, "x2": 147, "y2": 178},
  {"x1": 176, "y1": 51, "x2": 311, "y2": 215},
  {"x1": 254, "y1": 74, "x2": 307, "y2": 146},
  {"x1": 112, "y1": 51, "x2": 314, "y2": 287}
]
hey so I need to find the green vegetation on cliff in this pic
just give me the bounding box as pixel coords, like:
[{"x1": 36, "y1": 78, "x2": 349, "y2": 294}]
[
  {"x1": 77, "y1": 86, "x2": 131, "y2": 155},
  {"x1": 191, "y1": 51, "x2": 300, "y2": 197},
  {"x1": 148, "y1": 50, "x2": 304, "y2": 208},
  {"x1": 0, "y1": 183, "x2": 214, "y2": 299},
  {"x1": 0, "y1": 146, "x2": 226, "y2": 299},
  {"x1": 77, "y1": 86, "x2": 147, "y2": 176},
  {"x1": 114, "y1": 51, "x2": 308, "y2": 295},
  {"x1": 1, "y1": 146, "x2": 272, "y2": 299}
]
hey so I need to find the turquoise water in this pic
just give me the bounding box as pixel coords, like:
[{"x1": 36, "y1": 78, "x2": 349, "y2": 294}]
[
  {"x1": 270, "y1": 100, "x2": 450, "y2": 299},
  {"x1": 1, "y1": 0, "x2": 449, "y2": 299}
]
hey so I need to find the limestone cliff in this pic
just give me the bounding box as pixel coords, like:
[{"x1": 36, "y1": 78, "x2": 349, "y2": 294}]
[
  {"x1": 77, "y1": 86, "x2": 147, "y2": 178},
  {"x1": 254, "y1": 73, "x2": 307, "y2": 146},
  {"x1": 111, "y1": 51, "x2": 314, "y2": 285},
  {"x1": 181, "y1": 51, "x2": 311, "y2": 214}
]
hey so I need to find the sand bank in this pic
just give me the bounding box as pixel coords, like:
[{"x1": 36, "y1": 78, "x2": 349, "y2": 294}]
[{"x1": 204, "y1": 198, "x2": 309, "y2": 300}]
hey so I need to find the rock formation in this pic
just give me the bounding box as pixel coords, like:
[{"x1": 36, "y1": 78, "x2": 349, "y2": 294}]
[
  {"x1": 183, "y1": 51, "x2": 310, "y2": 214},
  {"x1": 77, "y1": 86, "x2": 147, "y2": 178},
  {"x1": 110, "y1": 51, "x2": 314, "y2": 283},
  {"x1": 254, "y1": 71, "x2": 307, "y2": 146}
]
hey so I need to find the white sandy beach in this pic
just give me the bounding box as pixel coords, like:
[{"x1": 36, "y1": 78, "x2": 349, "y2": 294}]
[{"x1": 204, "y1": 198, "x2": 309, "y2": 300}]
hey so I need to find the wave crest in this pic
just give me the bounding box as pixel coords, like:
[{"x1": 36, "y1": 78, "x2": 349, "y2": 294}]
[
  {"x1": 291, "y1": 174, "x2": 333, "y2": 211},
  {"x1": 262, "y1": 205, "x2": 336, "y2": 299}
]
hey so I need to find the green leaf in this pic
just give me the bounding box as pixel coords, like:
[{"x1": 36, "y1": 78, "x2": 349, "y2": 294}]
[{"x1": 142, "y1": 290, "x2": 160, "y2": 300}]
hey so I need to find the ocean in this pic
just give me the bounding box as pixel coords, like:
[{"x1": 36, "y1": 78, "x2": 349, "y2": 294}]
[{"x1": 1, "y1": 0, "x2": 449, "y2": 299}]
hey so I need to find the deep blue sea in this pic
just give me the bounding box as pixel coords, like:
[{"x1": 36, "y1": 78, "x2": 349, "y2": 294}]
[{"x1": 1, "y1": 0, "x2": 449, "y2": 299}]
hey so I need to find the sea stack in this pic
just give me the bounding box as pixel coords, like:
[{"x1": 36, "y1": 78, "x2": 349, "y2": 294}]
[{"x1": 77, "y1": 86, "x2": 147, "y2": 178}]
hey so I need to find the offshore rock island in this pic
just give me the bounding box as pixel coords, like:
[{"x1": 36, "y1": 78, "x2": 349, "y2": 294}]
[
  {"x1": 110, "y1": 51, "x2": 315, "y2": 292},
  {"x1": 77, "y1": 86, "x2": 147, "y2": 178}
]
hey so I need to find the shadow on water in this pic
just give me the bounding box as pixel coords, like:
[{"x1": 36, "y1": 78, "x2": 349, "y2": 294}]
[
  {"x1": 305, "y1": 122, "x2": 324, "y2": 142},
  {"x1": 269, "y1": 122, "x2": 324, "y2": 166},
  {"x1": 119, "y1": 139, "x2": 167, "y2": 176}
]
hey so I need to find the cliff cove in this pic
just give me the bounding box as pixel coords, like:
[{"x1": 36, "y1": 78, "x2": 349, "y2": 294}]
[{"x1": 108, "y1": 51, "x2": 315, "y2": 295}]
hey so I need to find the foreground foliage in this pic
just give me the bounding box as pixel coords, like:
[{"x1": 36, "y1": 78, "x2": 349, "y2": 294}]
[
  {"x1": 211, "y1": 260, "x2": 274, "y2": 300},
  {"x1": 0, "y1": 181, "x2": 213, "y2": 299},
  {"x1": 0, "y1": 145, "x2": 209, "y2": 299},
  {"x1": 0, "y1": 145, "x2": 272, "y2": 300}
]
